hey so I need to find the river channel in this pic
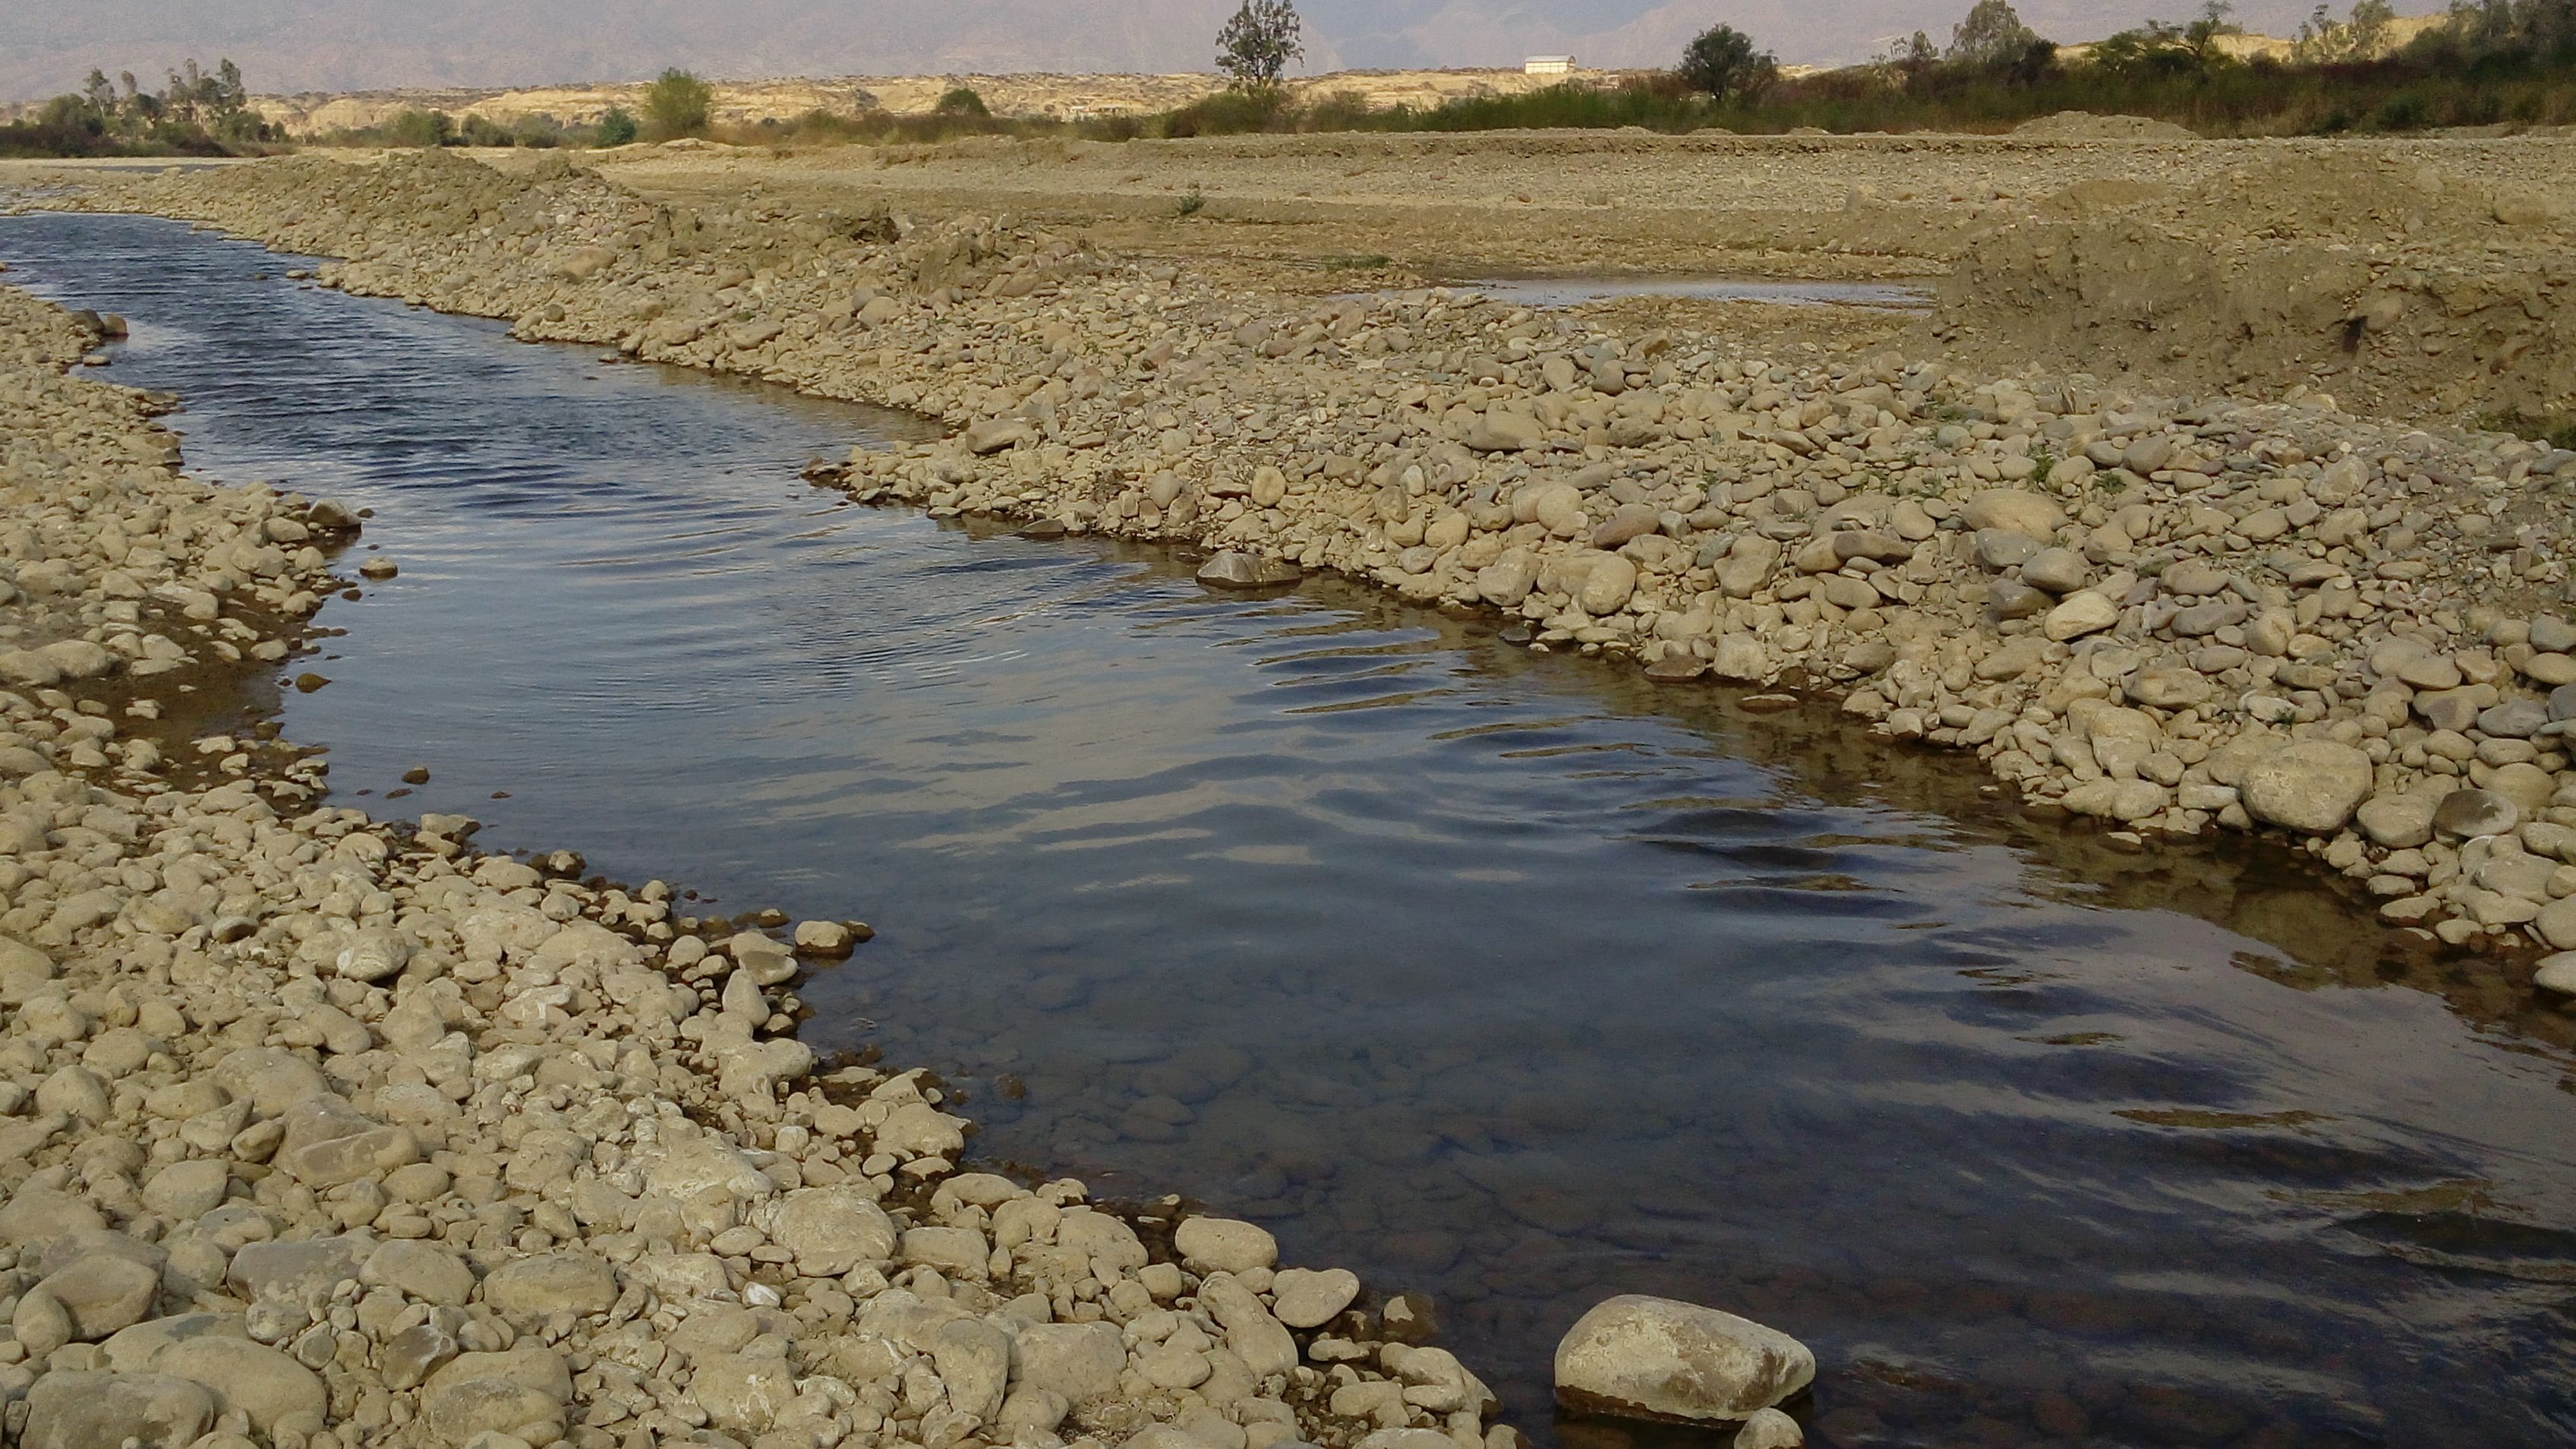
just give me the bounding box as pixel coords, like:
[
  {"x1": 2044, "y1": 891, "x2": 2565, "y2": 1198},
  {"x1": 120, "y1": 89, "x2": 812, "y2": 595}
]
[{"x1": 6, "y1": 211, "x2": 2573, "y2": 1449}]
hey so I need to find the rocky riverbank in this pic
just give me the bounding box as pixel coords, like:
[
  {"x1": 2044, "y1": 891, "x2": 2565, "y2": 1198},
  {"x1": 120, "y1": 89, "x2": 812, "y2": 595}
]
[
  {"x1": 0, "y1": 283, "x2": 1510, "y2": 1449},
  {"x1": 27, "y1": 148, "x2": 2576, "y2": 999}
]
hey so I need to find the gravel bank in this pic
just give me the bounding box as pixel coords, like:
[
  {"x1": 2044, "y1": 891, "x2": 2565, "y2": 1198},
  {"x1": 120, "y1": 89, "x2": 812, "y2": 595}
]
[
  {"x1": 27, "y1": 149, "x2": 2576, "y2": 1000},
  {"x1": 0, "y1": 280, "x2": 1508, "y2": 1449}
]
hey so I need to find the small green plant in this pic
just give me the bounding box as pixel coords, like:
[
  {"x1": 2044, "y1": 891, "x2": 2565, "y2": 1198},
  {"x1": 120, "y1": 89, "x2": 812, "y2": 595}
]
[
  {"x1": 594, "y1": 106, "x2": 638, "y2": 146},
  {"x1": 1176, "y1": 189, "x2": 1206, "y2": 216},
  {"x1": 1319, "y1": 253, "x2": 1391, "y2": 270},
  {"x1": 643, "y1": 68, "x2": 713, "y2": 140}
]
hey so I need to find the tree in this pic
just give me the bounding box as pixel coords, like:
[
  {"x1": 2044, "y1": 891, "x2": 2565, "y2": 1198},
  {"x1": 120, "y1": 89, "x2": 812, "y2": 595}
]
[
  {"x1": 1215, "y1": 0, "x2": 1305, "y2": 90},
  {"x1": 643, "y1": 68, "x2": 713, "y2": 140},
  {"x1": 81, "y1": 69, "x2": 115, "y2": 125},
  {"x1": 934, "y1": 85, "x2": 990, "y2": 117},
  {"x1": 595, "y1": 106, "x2": 639, "y2": 146},
  {"x1": 1677, "y1": 24, "x2": 1778, "y2": 101},
  {"x1": 2294, "y1": 0, "x2": 2395, "y2": 62},
  {"x1": 1947, "y1": 0, "x2": 2043, "y2": 68}
]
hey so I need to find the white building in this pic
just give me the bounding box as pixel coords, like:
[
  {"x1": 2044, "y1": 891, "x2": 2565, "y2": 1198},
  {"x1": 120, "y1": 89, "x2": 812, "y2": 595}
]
[{"x1": 1524, "y1": 55, "x2": 1575, "y2": 75}]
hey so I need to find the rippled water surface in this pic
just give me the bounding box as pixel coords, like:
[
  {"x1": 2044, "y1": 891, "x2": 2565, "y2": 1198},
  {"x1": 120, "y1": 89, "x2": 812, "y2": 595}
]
[{"x1": 8, "y1": 212, "x2": 2575, "y2": 1449}]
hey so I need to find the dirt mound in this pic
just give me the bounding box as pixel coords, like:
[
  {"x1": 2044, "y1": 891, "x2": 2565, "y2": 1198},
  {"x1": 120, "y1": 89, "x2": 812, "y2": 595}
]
[
  {"x1": 2010, "y1": 111, "x2": 2199, "y2": 141},
  {"x1": 1936, "y1": 149, "x2": 2576, "y2": 420}
]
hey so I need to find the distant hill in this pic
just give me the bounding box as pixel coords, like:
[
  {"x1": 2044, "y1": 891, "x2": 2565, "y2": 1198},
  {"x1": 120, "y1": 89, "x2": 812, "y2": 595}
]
[
  {"x1": 0, "y1": 0, "x2": 2442, "y2": 106},
  {"x1": 236, "y1": 68, "x2": 1605, "y2": 137}
]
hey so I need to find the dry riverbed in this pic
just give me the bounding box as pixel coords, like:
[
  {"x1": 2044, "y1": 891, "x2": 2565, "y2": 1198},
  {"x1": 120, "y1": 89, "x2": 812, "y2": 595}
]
[{"x1": 0, "y1": 286, "x2": 1501, "y2": 1449}]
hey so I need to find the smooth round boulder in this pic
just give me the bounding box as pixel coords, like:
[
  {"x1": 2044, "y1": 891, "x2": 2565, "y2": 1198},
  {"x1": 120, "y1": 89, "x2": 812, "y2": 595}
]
[
  {"x1": 480, "y1": 1252, "x2": 615, "y2": 1321},
  {"x1": 1174, "y1": 1216, "x2": 1278, "y2": 1275},
  {"x1": 1009, "y1": 1321, "x2": 1126, "y2": 1403},
  {"x1": 761, "y1": 1186, "x2": 897, "y2": 1277},
  {"x1": 2239, "y1": 741, "x2": 2372, "y2": 834},
  {"x1": 1270, "y1": 1266, "x2": 1362, "y2": 1328},
  {"x1": 2536, "y1": 952, "x2": 2576, "y2": 996},
  {"x1": 22, "y1": 1370, "x2": 214, "y2": 1449},
  {"x1": 1960, "y1": 489, "x2": 2064, "y2": 540},
  {"x1": 1554, "y1": 1294, "x2": 1815, "y2": 1424}
]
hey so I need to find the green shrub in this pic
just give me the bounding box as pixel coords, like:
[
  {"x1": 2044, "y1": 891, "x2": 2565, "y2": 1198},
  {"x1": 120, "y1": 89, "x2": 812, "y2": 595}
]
[
  {"x1": 383, "y1": 109, "x2": 454, "y2": 148},
  {"x1": 934, "y1": 87, "x2": 989, "y2": 118},
  {"x1": 644, "y1": 69, "x2": 712, "y2": 140},
  {"x1": 594, "y1": 106, "x2": 638, "y2": 147}
]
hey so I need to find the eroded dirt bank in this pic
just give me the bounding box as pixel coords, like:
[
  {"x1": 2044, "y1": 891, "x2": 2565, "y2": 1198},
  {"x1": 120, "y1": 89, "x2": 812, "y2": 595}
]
[{"x1": 0, "y1": 285, "x2": 1499, "y2": 1449}]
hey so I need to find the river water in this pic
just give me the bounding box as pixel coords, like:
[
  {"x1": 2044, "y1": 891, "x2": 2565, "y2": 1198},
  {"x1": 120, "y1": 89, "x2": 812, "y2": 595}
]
[{"x1": 7, "y1": 212, "x2": 2573, "y2": 1449}]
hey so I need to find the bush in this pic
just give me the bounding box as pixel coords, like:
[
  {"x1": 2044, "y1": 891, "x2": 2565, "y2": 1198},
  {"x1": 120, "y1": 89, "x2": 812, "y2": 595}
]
[
  {"x1": 594, "y1": 106, "x2": 638, "y2": 147},
  {"x1": 456, "y1": 113, "x2": 515, "y2": 147},
  {"x1": 934, "y1": 87, "x2": 989, "y2": 118},
  {"x1": 383, "y1": 110, "x2": 454, "y2": 148},
  {"x1": 644, "y1": 69, "x2": 712, "y2": 140}
]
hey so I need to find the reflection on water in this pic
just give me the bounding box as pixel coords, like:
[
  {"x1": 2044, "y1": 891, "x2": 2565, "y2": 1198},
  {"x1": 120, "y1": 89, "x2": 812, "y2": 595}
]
[{"x1": 7, "y1": 212, "x2": 2573, "y2": 1449}]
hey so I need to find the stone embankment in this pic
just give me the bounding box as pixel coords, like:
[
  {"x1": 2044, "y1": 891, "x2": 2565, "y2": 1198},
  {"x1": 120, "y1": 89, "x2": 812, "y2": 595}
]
[
  {"x1": 0, "y1": 284, "x2": 1507, "y2": 1449},
  {"x1": 34, "y1": 148, "x2": 2576, "y2": 1000}
]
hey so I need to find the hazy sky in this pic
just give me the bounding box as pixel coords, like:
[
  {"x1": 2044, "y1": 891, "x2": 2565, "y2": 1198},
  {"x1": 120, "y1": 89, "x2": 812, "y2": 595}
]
[{"x1": 5, "y1": 0, "x2": 2404, "y2": 103}]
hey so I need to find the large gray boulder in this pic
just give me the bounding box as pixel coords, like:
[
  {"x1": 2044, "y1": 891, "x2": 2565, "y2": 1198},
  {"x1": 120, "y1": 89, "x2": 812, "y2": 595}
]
[{"x1": 1553, "y1": 1295, "x2": 1813, "y2": 1424}]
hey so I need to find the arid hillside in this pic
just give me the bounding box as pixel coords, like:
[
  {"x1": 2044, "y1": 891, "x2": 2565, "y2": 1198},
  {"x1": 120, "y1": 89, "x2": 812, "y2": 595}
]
[{"x1": 245, "y1": 68, "x2": 1611, "y2": 136}]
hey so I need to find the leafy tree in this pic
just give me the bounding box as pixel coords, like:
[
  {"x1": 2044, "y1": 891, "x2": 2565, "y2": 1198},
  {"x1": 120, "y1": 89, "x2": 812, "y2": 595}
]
[
  {"x1": 934, "y1": 86, "x2": 990, "y2": 117},
  {"x1": 643, "y1": 68, "x2": 713, "y2": 140},
  {"x1": 2295, "y1": 0, "x2": 2396, "y2": 60},
  {"x1": 1216, "y1": 0, "x2": 1305, "y2": 90},
  {"x1": 81, "y1": 70, "x2": 116, "y2": 124},
  {"x1": 1947, "y1": 0, "x2": 2043, "y2": 68},
  {"x1": 594, "y1": 106, "x2": 639, "y2": 146},
  {"x1": 2092, "y1": 2, "x2": 2241, "y2": 78},
  {"x1": 1677, "y1": 24, "x2": 1778, "y2": 101}
]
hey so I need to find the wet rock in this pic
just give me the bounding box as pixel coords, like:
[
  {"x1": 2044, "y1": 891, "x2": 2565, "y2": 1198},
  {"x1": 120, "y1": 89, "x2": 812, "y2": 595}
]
[
  {"x1": 1734, "y1": 1409, "x2": 1806, "y2": 1449},
  {"x1": 1554, "y1": 1295, "x2": 1814, "y2": 1424},
  {"x1": 2433, "y1": 788, "x2": 2518, "y2": 840},
  {"x1": 1199, "y1": 551, "x2": 1302, "y2": 589},
  {"x1": 2536, "y1": 952, "x2": 2576, "y2": 995}
]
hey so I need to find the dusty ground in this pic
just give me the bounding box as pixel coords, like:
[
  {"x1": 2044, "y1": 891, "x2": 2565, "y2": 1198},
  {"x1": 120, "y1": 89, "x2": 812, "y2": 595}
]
[{"x1": 563, "y1": 128, "x2": 2576, "y2": 423}]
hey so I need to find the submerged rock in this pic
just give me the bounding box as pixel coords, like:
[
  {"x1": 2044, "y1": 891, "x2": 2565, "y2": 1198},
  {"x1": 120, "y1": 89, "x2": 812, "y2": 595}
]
[{"x1": 1197, "y1": 551, "x2": 1301, "y2": 589}]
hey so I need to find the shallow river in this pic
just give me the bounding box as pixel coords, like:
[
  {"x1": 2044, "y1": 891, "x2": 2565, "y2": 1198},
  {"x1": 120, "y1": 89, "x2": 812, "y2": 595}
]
[{"x1": 8, "y1": 212, "x2": 2574, "y2": 1449}]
